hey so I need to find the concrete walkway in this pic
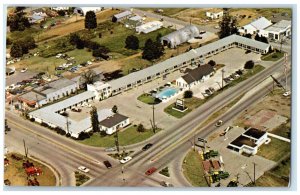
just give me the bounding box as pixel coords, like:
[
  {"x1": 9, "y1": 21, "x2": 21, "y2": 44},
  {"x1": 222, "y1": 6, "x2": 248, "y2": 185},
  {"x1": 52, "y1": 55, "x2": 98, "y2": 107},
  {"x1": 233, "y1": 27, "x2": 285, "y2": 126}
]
[{"x1": 268, "y1": 133, "x2": 291, "y2": 143}]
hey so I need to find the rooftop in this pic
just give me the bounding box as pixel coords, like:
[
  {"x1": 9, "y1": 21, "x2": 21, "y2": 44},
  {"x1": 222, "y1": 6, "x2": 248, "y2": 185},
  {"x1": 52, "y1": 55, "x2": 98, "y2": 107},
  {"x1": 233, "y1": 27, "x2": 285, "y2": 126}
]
[
  {"x1": 265, "y1": 20, "x2": 291, "y2": 32},
  {"x1": 19, "y1": 91, "x2": 46, "y2": 103},
  {"x1": 245, "y1": 17, "x2": 272, "y2": 30},
  {"x1": 230, "y1": 135, "x2": 257, "y2": 148},
  {"x1": 34, "y1": 78, "x2": 76, "y2": 95},
  {"x1": 99, "y1": 113, "x2": 128, "y2": 128},
  {"x1": 181, "y1": 64, "x2": 214, "y2": 84},
  {"x1": 114, "y1": 10, "x2": 132, "y2": 19},
  {"x1": 243, "y1": 128, "x2": 266, "y2": 139}
]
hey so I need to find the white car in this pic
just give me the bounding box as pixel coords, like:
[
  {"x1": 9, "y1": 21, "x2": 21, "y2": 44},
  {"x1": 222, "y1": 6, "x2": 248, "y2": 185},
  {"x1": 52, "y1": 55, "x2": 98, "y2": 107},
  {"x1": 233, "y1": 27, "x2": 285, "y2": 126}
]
[
  {"x1": 56, "y1": 54, "x2": 62, "y2": 58},
  {"x1": 120, "y1": 156, "x2": 132, "y2": 164},
  {"x1": 20, "y1": 68, "x2": 27, "y2": 73},
  {"x1": 87, "y1": 61, "x2": 92, "y2": 65},
  {"x1": 78, "y1": 166, "x2": 90, "y2": 173},
  {"x1": 283, "y1": 91, "x2": 291, "y2": 97}
]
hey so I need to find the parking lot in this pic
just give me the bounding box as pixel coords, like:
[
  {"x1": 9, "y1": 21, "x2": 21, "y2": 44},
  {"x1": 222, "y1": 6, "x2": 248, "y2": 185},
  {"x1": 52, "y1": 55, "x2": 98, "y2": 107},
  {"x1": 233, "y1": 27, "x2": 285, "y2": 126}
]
[{"x1": 191, "y1": 48, "x2": 262, "y2": 98}]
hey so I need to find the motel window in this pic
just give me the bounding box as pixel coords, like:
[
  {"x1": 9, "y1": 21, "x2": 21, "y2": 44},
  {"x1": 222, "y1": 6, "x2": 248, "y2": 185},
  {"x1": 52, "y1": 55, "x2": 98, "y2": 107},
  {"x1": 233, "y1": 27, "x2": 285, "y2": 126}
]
[
  {"x1": 156, "y1": 73, "x2": 160, "y2": 76},
  {"x1": 147, "y1": 76, "x2": 151, "y2": 80},
  {"x1": 127, "y1": 84, "x2": 131, "y2": 88},
  {"x1": 137, "y1": 80, "x2": 141, "y2": 84}
]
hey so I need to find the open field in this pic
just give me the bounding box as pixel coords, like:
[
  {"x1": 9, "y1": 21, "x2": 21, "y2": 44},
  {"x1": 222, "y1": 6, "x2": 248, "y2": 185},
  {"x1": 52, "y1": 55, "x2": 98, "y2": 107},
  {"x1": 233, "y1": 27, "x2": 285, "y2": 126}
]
[
  {"x1": 182, "y1": 150, "x2": 209, "y2": 187},
  {"x1": 4, "y1": 153, "x2": 56, "y2": 186},
  {"x1": 257, "y1": 137, "x2": 290, "y2": 162},
  {"x1": 78, "y1": 125, "x2": 161, "y2": 147}
]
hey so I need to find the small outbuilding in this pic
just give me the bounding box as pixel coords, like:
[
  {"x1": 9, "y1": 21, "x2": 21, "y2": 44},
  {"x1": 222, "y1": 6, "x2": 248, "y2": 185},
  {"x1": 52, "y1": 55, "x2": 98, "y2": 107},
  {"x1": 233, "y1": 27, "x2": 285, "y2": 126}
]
[
  {"x1": 136, "y1": 21, "x2": 163, "y2": 34},
  {"x1": 112, "y1": 10, "x2": 133, "y2": 22},
  {"x1": 206, "y1": 9, "x2": 224, "y2": 19},
  {"x1": 99, "y1": 113, "x2": 130, "y2": 135},
  {"x1": 74, "y1": 7, "x2": 103, "y2": 16}
]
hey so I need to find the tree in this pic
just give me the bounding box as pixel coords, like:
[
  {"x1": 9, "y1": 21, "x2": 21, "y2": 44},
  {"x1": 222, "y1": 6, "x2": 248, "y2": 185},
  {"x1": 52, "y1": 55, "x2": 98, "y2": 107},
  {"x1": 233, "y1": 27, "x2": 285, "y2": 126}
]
[
  {"x1": 208, "y1": 60, "x2": 216, "y2": 67},
  {"x1": 219, "y1": 13, "x2": 238, "y2": 38},
  {"x1": 90, "y1": 106, "x2": 100, "y2": 132},
  {"x1": 137, "y1": 124, "x2": 146, "y2": 132},
  {"x1": 156, "y1": 33, "x2": 162, "y2": 42},
  {"x1": 112, "y1": 105, "x2": 118, "y2": 113},
  {"x1": 254, "y1": 34, "x2": 261, "y2": 42},
  {"x1": 10, "y1": 43, "x2": 23, "y2": 58},
  {"x1": 15, "y1": 7, "x2": 26, "y2": 13},
  {"x1": 244, "y1": 33, "x2": 252, "y2": 39},
  {"x1": 84, "y1": 11, "x2": 97, "y2": 30},
  {"x1": 125, "y1": 35, "x2": 139, "y2": 50},
  {"x1": 142, "y1": 39, "x2": 164, "y2": 61},
  {"x1": 99, "y1": 32, "x2": 102, "y2": 38},
  {"x1": 57, "y1": 10, "x2": 66, "y2": 16},
  {"x1": 8, "y1": 13, "x2": 31, "y2": 31},
  {"x1": 260, "y1": 36, "x2": 269, "y2": 44},
  {"x1": 80, "y1": 70, "x2": 98, "y2": 89},
  {"x1": 244, "y1": 60, "x2": 255, "y2": 69},
  {"x1": 76, "y1": 39, "x2": 85, "y2": 49},
  {"x1": 184, "y1": 90, "x2": 193, "y2": 98},
  {"x1": 69, "y1": 33, "x2": 80, "y2": 45}
]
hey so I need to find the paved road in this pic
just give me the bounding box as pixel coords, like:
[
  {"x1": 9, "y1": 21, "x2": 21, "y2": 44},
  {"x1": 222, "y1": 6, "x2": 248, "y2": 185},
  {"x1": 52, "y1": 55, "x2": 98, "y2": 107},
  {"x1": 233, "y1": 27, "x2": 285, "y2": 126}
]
[
  {"x1": 5, "y1": 52, "x2": 291, "y2": 187},
  {"x1": 132, "y1": 9, "x2": 219, "y2": 33}
]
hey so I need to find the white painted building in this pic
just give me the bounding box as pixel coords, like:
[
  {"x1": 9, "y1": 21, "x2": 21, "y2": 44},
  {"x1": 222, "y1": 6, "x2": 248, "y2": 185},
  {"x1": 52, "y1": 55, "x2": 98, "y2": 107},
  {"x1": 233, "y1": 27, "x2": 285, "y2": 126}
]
[
  {"x1": 239, "y1": 17, "x2": 272, "y2": 35},
  {"x1": 74, "y1": 7, "x2": 103, "y2": 16},
  {"x1": 136, "y1": 21, "x2": 163, "y2": 34},
  {"x1": 51, "y1": 7, "x2": 69, "y2": 11},
  {"x1": 87, "y1": 81, "x2": 112, "y2": 100},
  {"x1": 262, "y1": 20, "x2": 291, "y2": 40},
  {"x1": 206, "y1": 10, "x2": 224, "y2": 19},
  {"x1": 228, "y1": 128, "x2": 269, "y2": 155},
  {"x1": 99, "y1": 113, "x2": 130, "y2": 135}
]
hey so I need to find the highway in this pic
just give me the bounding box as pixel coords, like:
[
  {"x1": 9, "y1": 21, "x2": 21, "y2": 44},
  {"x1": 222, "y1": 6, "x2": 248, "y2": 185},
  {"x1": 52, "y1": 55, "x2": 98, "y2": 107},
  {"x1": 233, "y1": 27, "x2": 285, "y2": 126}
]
[{"x1": 5, "y1": 50, "x2": 291, "y2": 186}]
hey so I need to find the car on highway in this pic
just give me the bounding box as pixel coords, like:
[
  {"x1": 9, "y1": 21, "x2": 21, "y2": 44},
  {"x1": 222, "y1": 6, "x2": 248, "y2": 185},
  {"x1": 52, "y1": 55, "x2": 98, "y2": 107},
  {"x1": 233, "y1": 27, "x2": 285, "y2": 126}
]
[
  {"x1": 142, "y1": 143, "x2": 153, "y2": 151},
  {"x1": 120, "y1": 156, "x2": 132, "y2": 164},
  {"x1": 104, "y1": 147, "x2": 117, "y2": 152},
  {"x1": 160, "y1": 181, "x2": 174, "y2": 187},
  {"x1": 77, "y1": 166, "x2": 90, "y2": 173},
  {"x1": 20, "y1": 68, "x2": 27, "y2": 73},
  {"x1": 145, "y1": 167, "x2": 157, "y2": 176},
  {"x1": 103, "y1": 160, "x2": 112, "y2": 169},
  {"x1": 215, "y1": 120, "x2": 223, "y2": 127},
  {"x1": 283, "y1": 91, "x2": 291, "y2": 97}
]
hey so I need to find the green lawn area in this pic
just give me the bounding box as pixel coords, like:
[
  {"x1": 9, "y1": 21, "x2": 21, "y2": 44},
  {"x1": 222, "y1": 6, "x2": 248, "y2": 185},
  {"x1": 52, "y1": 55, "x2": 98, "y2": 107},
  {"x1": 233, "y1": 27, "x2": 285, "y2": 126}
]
[
  {"x1": 78, "y1": 125, "x2": 161, "y2": 147},
  {"x1": 65, "y1": 49, "x2": 94, "y2": 64},
  {"x1": 270, "y1": 121, "x2": 291, "y2": 139},
  {"x1": 137, "y1": 93, "x2": 160, "y2": 105},
  {"x1": 164, "y1": 97, "x2": 204, "y2": 118},
  {"x1": 164, "y1": 65, "x2": 265, "y2": 119},
  {"x1": 138, "y1": 8, "x2": 189, "y2": 17},
  {"x1": 182, "y1": 150, "x2": 208, "y2": 187},
  {"x1": 257, "y1": 137, "x2": 290, "y2": 162},
  {"x1": 262, "y1": 51, "x2": 285, "y2": 61},
  {"x1": 250, "y1": 157, "x2": 290, "y2": 187},
  {"x1": 121, "y1": 55, "x2": 152, "y2": 75}
]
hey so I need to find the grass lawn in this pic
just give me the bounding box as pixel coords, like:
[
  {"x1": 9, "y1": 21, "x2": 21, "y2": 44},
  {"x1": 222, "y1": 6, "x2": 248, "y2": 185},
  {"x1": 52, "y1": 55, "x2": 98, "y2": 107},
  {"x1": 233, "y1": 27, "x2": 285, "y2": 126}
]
[
  {"x1": 159, "y1": 167, "x2": 170, "y2": 177},
  {"x1": 137, "y1": 93, "x2": 160, "y2": 105},
  {"x1": 270, "y1": 122, "x2": 291, "y2": 139},
  {"x1": 78, "y1": 125, "x2": 161, "y2": 147},
  {"x1": 74, "y1": 171, "x2": 90, "y2": 186},
  {"x1": 4, "y1": 153, "x2": 56, "y2": 186},
  {"x1": 182, "y1": 150, "x2": 208, "y2": 187},
  {"x1": 138, "y1": 8, "x2": 189, "y2": 17},
  {"x1": 257, "y1": 137, "x2": 290, "y2": 162},
  {"x1": 250, "y1": 157, "x2": 290, "y2": 187},
  {"x1": 65, "y1": 49, "x2": 94, "y2": 65},
  {"x1": 120, "y1": 55, "x2": 152, "y2": 75},
  {"x1": 164, "y1": 65, "x2": 265, "y2": 119},
  {"x1": 262, "y1": 51, "x2": 285, "y2": 61}
]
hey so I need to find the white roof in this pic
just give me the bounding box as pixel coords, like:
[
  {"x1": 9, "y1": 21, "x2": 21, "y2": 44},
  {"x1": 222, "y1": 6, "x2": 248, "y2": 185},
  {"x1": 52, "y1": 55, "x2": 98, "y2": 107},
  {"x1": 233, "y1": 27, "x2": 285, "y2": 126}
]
[
  {"x1": 265, "y1": 20, "x2": 291, "y2": 32},
  {"x1": 129, "y1": 15, "x2": 142, "y2": 21},
  {"x1": 114, "y1": 11, "x2": 132, "y2": 19},
  {"x1": 108, "y1": 34, "x2": 270, "y2": 91},
  {"x1": 244, "y1": 17, "x2": 272, "y2": 30}
]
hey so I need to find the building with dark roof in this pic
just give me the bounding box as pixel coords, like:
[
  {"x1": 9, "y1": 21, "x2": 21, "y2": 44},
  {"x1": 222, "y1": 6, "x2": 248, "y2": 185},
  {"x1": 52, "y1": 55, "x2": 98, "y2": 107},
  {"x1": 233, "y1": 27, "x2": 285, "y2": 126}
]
[
  {"x1": 99, "y1": 113, "x2": 130, "y2": 135},
  {"x1": 228, "y1": 128, "x2": 268, "y2": 155},
  {"x1": 176, "y1": 64, "x2": 214, "y2": 88}
]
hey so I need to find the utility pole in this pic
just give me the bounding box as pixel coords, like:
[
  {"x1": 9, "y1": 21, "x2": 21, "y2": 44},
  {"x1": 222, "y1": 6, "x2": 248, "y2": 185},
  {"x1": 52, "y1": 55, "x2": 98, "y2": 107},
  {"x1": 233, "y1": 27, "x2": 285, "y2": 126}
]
[
  {"x1": 221, "y1": 69, "x2": 225, "y2": 89},
  {"x1": 284, "y1": 53, "x2": 288, "y2": 91},
  {"x1": 253, "y1": 162, "x2": 256, "y2": 186},
  {"x1": 121, "y1": 166, "x2": 125, "y2": 183},
  {"x1": 35, "y1": 94, "x2": 40, "y2": 108},
  {"x1": 115, "y1": 129, "x2": 120, "y2": 156},
  {"x1": 152, "y1": 104, "x2": 156, "y2": 133},
  {"x1": 23, "y1": 139, "x2": 29, "y2": 158},
  {"x1": 66, "y1": 116, "x2": 70, "y2": 134}
]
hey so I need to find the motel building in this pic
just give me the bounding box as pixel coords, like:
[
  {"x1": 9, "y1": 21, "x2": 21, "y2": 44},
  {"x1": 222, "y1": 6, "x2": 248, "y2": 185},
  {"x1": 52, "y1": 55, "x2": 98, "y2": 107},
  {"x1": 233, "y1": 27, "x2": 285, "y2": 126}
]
[
  {"x1": 87, "y1": 81, "x2": 112, "y2": 100},
  {"x1": 176, "y1": 64, "x2": 214, "y2": 89},
  {"x1": 99, "y1": 113, "x2": 130, "y2": 135},
  {"x1": 227, "y1": 128, "x2": 269, "y2": 155}
]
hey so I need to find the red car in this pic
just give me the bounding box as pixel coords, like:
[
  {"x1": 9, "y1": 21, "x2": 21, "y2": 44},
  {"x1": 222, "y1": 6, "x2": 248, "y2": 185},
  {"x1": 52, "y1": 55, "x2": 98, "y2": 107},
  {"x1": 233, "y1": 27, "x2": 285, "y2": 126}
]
[{"x1": 145, "y1": 167, "x2": 157, "y2": 176}]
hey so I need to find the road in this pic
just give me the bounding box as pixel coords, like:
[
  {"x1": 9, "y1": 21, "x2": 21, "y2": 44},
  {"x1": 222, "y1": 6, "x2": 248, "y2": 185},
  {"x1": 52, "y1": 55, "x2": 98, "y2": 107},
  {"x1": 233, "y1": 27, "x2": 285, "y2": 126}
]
[
  {"x1": 5, "y1": 52, "x2": 291, "y2": 187},
  {"x1": 132, "y1": 9, "x2": 219, "y2": 33}
]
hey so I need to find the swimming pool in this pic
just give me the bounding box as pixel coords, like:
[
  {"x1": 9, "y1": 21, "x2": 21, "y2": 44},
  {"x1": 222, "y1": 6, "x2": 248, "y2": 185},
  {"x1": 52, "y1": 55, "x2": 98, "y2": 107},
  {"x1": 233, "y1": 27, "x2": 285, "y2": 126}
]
[{"x1": 156, "y1": 88, "x2": 179, "y2": 100}]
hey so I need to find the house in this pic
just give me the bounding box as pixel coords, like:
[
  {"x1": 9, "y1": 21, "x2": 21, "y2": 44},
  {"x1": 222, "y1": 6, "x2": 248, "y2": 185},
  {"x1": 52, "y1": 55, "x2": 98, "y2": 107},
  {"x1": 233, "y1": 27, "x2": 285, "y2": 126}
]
[
  {"x1": 176, "y1": 64, "x2": 214, "y2": 89},
  {"x1": 238, "y1": 17, "x2": 272, "y2": 35},
  {"x1": 112, "y1": 10, "x2": 133, "y2": 22},
  {"x1": 99, "y1": 113, "x2": 130, "y2": 135},
  {"x1": 227, "y1": 128, "x2": 269, "y2": 155},
  {"x1": 206, "y1": 9, "x2": 224, "y2": 19},
  {"x1": 73, "y1": 7, "x2": 103, "y2": 16},
  {"x1": 51, "y1": 7, "x2": 69, "y2": 11},
  {"x1": 125, "y1": 15, "x2": 143, "y2": 28},
  {"x1": 261, "y1": 20, "x2": 291, "y2": 40},
  {"x1": 28, "y1": 12, "x2": 47, "y2": 24},
  {"x1": 161, "y1": 25, "x2": 200, "y2": 48},
  {"x1": 87, "y1": 81, "x2": 112, "y2": 100},
  {"x1": 136, "y1": 21, "x2": 163, "y2": 34},
  {"x1": 18, "y1": 91, "x2": 47, "y2": 108}
]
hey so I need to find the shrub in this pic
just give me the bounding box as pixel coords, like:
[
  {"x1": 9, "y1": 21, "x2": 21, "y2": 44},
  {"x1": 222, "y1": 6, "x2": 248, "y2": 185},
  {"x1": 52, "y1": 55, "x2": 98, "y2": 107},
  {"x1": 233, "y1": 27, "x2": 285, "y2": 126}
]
[
  {"x1": 272, "y1": 54, "x2": 278, "y2": 58},
  {"x1": 41, "y1": 122, "x2": 49, "y2": 127},
  {"x1": 208, "y1": 60, "x2": 216, "y2": 66},
  {"x1": 184, "y1": 90, "x2": 193, "y2": 98},
  {"x1": 137, "y1": 124, "x2": 146, "y2": 132},
  {"x1": 244, "y1": 60, "x2": 254, "y2": 69},
  {"x1": 30, "y1": 118, "x2": 35, "y2": 122}
]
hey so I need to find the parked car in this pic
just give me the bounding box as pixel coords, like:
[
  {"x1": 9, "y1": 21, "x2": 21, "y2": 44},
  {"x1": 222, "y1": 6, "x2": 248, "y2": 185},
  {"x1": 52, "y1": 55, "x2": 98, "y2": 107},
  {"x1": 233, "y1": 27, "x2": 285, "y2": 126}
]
[
  {"x1": 55, "y1": 66, "x2": 65, "y2": 70},
  {"x1": 103, "y1": 160, "x2": 112, "y2": 169},
  {"x1": 283, "y1": 91, "x2": 291, "y2": 97},
  {"x1": 215, "y1": 120, "x2": 223, "y2": 127},
  {"x1": 145, "y1": 167, "x2": 157, "y2": 176},
  {"x1": 71, "y1": 108, "x2": 82, "y2": 112},
  {"x1": 77, "y1": 166, "x2": 90, "y2": 173},
  {"x1": 142, "y1": 143, "x2": 153, "y2": 151},
  {"x1": 20, "y1": 68, "x2": 28, "y2": 73},
  {"x1": 120, "y1": 156, "x2": 132, "y2": 164}
]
